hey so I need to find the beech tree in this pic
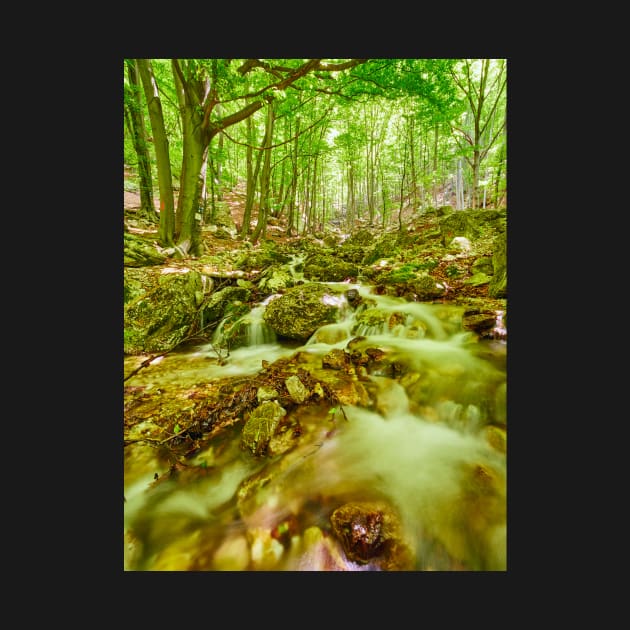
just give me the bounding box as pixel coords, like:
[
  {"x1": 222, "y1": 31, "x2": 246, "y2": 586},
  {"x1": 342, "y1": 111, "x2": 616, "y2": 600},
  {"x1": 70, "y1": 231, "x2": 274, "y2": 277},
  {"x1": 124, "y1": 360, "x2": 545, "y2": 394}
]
[
  {"x1": 449, "y1": 59, "x2": 507, "y2": 208},
  {"x1": 136, "y1": 59, "x2": 176, "y2": 247},
  {"x1": 124, "y1": 60, "x2": 157, "y2": 223},
  {"x1": 142, "y1": 59, "x2": 367, "y2": 255},
  {"x1": 124, "y1": 58, "x2": 507, "y2": 247}
]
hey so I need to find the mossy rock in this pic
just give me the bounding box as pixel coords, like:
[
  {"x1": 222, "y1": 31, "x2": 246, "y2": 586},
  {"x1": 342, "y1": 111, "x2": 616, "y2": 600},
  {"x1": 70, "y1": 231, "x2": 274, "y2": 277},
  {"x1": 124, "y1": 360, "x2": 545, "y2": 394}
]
[
  {"x1": 241, "y1": 401, "x2": 287, "y2": 456},
  {"x1": 303, "y1": 253, "x2": 358, "y2": 281},
  {"x1": 124, "y1": 270, "x2": 203, "y2": 354},
  {"x1": 234, "y1": 248, "x2": 291, "y2": 271},
  {"x1": 362, "y1": 232, "x2": 401, "y2": 265},
  {"x1": 263, "y1": 283, "x2": 341, "y2": 341},
  {"x1": 488, "y1": 235, "x2": 507, "y2": 298},
  {"x1": 200, "y1": 286, "x2": 251, "y2": 327},
  {"x1": 412, "y1": 274, "x2": 446, "y2": 300},
  {"x1": 343, "y1": 229, "x2": 375, "y2": 247}
]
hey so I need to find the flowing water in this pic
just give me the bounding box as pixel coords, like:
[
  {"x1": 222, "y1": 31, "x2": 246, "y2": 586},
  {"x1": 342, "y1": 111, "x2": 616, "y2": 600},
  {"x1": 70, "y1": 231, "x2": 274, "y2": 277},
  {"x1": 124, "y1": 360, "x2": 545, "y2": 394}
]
[{"x1": 124, "y1": 282, "x2": 507, "y2": 571}]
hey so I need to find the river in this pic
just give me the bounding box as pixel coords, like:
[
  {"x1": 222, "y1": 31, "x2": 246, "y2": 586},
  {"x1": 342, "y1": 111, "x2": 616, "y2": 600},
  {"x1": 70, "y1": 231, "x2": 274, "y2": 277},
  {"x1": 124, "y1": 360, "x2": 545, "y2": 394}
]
[{"x1": 124, "y1": 281, "x2": 507, "y2": 571}]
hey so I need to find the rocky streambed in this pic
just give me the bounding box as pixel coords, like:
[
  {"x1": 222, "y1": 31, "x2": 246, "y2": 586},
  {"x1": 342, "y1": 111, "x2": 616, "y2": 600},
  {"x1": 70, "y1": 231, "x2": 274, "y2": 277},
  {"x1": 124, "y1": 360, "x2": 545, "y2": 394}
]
[{"x1": 124, "y1": 282, "x2": 506, "y2": 571}]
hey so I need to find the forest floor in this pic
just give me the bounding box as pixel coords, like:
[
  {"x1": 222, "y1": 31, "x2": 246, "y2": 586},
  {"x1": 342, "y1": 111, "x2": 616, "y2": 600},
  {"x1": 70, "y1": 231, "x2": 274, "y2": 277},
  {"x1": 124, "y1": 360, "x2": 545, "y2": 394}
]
[
  {"x1": 124, "y1": 169, "x2": 298, "y2": 254},
  {"x1": 125, "y1": 174, "x2": 437, "y2": 256},
  {"x1": 123, "y1": 169, "x2": 498, "y2": 304}
]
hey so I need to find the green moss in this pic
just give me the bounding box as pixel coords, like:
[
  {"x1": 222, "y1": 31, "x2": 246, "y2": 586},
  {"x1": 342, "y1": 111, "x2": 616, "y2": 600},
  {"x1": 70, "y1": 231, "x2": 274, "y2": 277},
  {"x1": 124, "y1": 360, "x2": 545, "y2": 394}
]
[
  {"x1": 378, "y1": 269, "x2": 418, "y2": 284},
  {"x1": 445, "y1": 264, "x2": 461, "y2": 278}
]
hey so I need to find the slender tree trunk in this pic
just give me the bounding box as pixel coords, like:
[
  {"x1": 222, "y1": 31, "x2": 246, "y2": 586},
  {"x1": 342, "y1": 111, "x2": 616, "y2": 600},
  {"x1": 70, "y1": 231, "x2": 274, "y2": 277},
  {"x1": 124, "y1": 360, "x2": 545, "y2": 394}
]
[
  {"x1": 171, "y1": 60, "x2": 210, "y2": 257},
  {"x1": 286, "y1": 118, "x2": 300, "y2": 236},
  {"x1": 456, "y1": 159, "x2": 465, "y2": 210},
  {"x1": 125, "y1": 61, "x2": 157, "y2": 223},
  {"x1": 408, "y1": 117, "x2": 418, "y2": 212},
  {"x1": 432, "y1": 123, "x2": 439, "y2": 206},
  {"x1": 398, "y1": 160, "x2": 407, "y2": 233},
  {"x1": 380, "y1": 163, "x2": 388, "y2": 230},
  {"x1": 136, "y1": 58, "x2": 176, "y2": 246},
  {"x1": 308, "y1": 151, "x2": 319, "y2": 234},
  {"x1": 251, "y1": 103, "x2": 275, "y2": 242},
  {"x1": 241, "y1": 116, "x2": 262, "y2": 239},
  {"x1": 471, "y1": 144, "x2": 481, "y2": 209},
  {"x1": 207, "y1": 151, "x2": 216, "y2": 223},
  {"x1": 274, "y1": 124, "x2": 287, "y2": 218},
  {"x1": 216, "y1": 120, "x2": 224, "y2": 202},
  {"x1": 301, "y1": 159, "x2": 311, "y2": 236},
  {"x1": 346, "y1": 164, "x2": 354, "y2": 232}
]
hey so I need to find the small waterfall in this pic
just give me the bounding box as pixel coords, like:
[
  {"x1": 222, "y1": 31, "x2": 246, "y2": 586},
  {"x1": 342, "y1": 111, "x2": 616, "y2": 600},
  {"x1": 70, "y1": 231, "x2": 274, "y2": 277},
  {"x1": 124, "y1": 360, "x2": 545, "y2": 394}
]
[
  {"x1": 212, "y1": 295, "x2": 278, "y2": 350},
  {"x1": 243, "y1": 304, "x2": 277, "y2": 346}
]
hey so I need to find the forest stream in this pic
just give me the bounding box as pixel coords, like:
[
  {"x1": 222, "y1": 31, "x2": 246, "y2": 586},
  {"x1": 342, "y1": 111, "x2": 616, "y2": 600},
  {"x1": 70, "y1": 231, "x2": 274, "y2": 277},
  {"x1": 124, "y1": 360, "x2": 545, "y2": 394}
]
[{"x1": 124, "y1": 277, "x2": 507, "y2": 571}]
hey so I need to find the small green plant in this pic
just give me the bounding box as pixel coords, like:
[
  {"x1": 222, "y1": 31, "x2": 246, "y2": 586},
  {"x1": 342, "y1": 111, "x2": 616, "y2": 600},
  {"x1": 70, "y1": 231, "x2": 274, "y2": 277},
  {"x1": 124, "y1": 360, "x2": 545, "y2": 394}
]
[
  {"x1": 416, "y1": 258, "x2": 438, "y2": 271},
  {"x1": 445, "y1": 264, "x2": 461, "y2": 278}
]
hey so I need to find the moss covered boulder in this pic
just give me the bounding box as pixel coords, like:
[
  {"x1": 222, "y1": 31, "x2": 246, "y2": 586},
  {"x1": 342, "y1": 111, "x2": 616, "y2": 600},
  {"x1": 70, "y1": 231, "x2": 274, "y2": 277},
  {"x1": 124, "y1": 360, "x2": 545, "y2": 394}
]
[
  {"x1": 124, "y1": 270, "x2": 203, "y2": 355},
  {"x1": 439, "y1": 211, "x2": 481, "y2": 245},
  {"x1": 362, "y1": 232, "x2": 400, "y2": 265},
  {"x1": 263, "y1": 283, "x2": 343, "y2": 341},
  {"x1": 200, "y1": 286, "x2": 251, "y2": 329},
  {"x1": 303, "y1": 253, "x2": 358, "y2": 282},
  {"x1": 488, "y1": 235, "x2": 507, "y2": 298}
]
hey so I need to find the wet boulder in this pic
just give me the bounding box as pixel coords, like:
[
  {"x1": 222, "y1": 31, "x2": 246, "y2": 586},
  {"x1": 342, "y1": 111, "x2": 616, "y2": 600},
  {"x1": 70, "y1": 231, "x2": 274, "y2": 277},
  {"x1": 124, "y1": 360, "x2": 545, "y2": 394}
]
[
  {"x1": 200, "y1": 286, "x2": 251, "y2": 329},
  {"x1": 241, "y1": 400, "x2": 287, "y2": 456},
  {"x1": 343, "y1": 228, "x2": 375, "y2": 247},
  {"x1": 362, "y1": 232, "x2": 400, "y2": 265},
  {"x1": 472, "y1": 256, "x2": 493, "y2": 275},
  {"x1": 284, "y1": 374, "x2": 311, "y2": 404},
  {"x1": 322, "y1": 348, "x2": 352, "y2": 371},
  {"x1": 462, "y1": 309, "x2": 497, "y2": 336},
  {"x1": 330, "y1": 501, "x2": 414, "y2": 570},
  {"x1": 411, "y1": 274, "x2": 446, "y2": 301},
  {"x1": 234, "y1": 245, "x2": 291, "y2": 272},
  {"x1": 263, "y1": 283, "x2": 343, "y2": 342},
  {"x1": 303, "y1": 253, "x2": 358, "y2": 282},
  {"x1": 124, "y1": 269, "x2": 204, "y2": 355}
]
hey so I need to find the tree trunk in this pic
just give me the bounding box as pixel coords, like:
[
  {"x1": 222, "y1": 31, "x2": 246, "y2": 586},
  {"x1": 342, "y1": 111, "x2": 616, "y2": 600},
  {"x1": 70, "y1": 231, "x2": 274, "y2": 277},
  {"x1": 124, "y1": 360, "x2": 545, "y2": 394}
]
[
  {"x1": 456, "y1": 159, "x2": 465, "y2": 210},
  {"x1": 408, "y1": 116, "x2": 418, "y2": 212},
  {"x1": 432, "y1": 123, "x2": 439, "y2": 206},
  {"x1": 346, "y1": 163, "x2": 355, "y2": 232},
  {"x1": 171, "y1": 60, "x2": 210, "y2": 257},
  {"x1": 308, "y1": 150, "x2": 319, "y2": 234},
  {"x1": 124, "y1": 60, "x2": 157, "y2": 223},
  {"x1": 241, "y1": 116, "x2": 264, "y2": 240},
  {"x1": 251, "y1": 103, "x2": 275, "y2": 242},
  {"x1": 136, "y1": 59, "x2": 176, "y2": 246},
  {"x1": 286, "y1": 118, "x2": 300, "y2": 236},
  {"x1": 398, "y1": 126, "x2": 408, "y2": 232},
  {"x1": 216, "y1": 121, "x2": 224, "y2": 202},
  {"x1": 379, "y1": 162, "x2": 388, "y2": 229},
  {"x1": 207, "y1": 151, "x2": 216, "y2": 223}
]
